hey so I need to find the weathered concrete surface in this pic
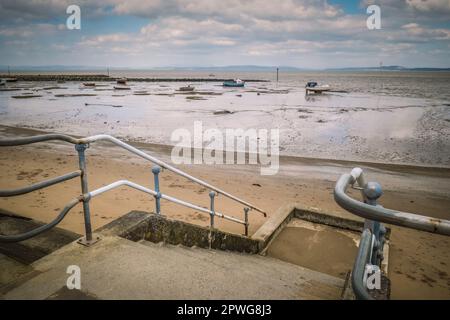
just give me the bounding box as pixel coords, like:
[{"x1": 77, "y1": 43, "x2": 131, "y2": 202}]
[
  {"x1": 0, "y1": 213, "x2": 80, "y2": 295},
  {"x1": 2, "y1": 236, "x2": 345, "y2": 300},
  {"x1": 100, "y1": 211, "x2": 260, "y2": 254},
  {"x1": 0, "y1": 253, "x2": 33, "y2": 289},
  {"x1": 252, "y1": 203, "x2": 295, "y2": 251},
  {"x1": 0, "y1": 213, "x2": 80, "y2": 263}
]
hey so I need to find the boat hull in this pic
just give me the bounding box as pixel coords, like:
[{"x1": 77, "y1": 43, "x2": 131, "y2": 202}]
[{"x1": 223, "y1": 81, "x2": 245, "y2": 87}]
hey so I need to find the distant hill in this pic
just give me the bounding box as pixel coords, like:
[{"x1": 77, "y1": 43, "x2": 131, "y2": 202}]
[
  {"x1": 1, "y1": 65, "x2": 449, "y2": 72},
  {"x1": 151, "y1": 65, "x2": 306, "y2": 72},
  {"x1": 327, "y1": 65, "x2": 450, "y2": 71}
]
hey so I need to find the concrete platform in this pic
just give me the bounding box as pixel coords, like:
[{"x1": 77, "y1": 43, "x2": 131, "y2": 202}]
[{"x1": 2, "y1": 235, "x2": 345, "y2": 300}]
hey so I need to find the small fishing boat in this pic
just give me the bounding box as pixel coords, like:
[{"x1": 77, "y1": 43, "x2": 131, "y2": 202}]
[
  {"x1": 114, "y1": 85, "x2": 130, "y2": 90},
  {"x1": 178, "y1": 85, "x2": 195, "y2": 92},
  {"x1": 223, "y1": 79, "x2": 245, "y2": 87},
  {"x1": 4, "y1": 78, "x2": 18, "y2": 83},
  {"x1": 0, "y1": 81, "x2": 5, "y2": 86},
  {"x1": 117, "y1": 78, "x2": 127, "y2": 85},
  {"x1": 305, "y1": 81, "x2": 331, "y2": 94},
  {"x1": 83, "y1": 82, "x2": 96, "y2": 87}
]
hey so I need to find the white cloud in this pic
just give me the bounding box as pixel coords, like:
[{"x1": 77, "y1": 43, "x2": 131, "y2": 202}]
[
  {"x1": 406, "y1": 0, "x2": 450, "y2": 13},
  {"x1": 0, "y1": 0, "x2": 449, "y2": 67}
]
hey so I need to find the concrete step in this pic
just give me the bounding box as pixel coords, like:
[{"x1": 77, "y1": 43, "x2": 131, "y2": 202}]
[
  {"x1": 137, "y1": 240, "x2": 345, "y2": 299},
  {"x1": 0, "y1": 214, "x2": 81, "y2": 296},
  {"x1": 0, "y1": 254, "x2": 33, "y2": 289},
  {"x1": 2, "y1": 236, "x2": 345, "y2": 300}
]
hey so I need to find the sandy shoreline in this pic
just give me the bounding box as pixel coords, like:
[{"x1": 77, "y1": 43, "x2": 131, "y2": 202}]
[{"x1": 0, "y1": 125, "x2": 449, "y2": 299}]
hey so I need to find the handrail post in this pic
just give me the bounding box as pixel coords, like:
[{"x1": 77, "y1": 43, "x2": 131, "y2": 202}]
[
  {"x1": 75, "y1": 143, "x2": 99, "y2": 246},
  {"x1": 152, "y1": 165, "x2": 161, "y2": 215},
  {"x1": 244, "y1": 207, "x2": 250, "y2": 236},
  {"x1": 363, "y1": 181, "x2": 384, "y2": 266},
  {"x1": 209, "y1": 191, "x2": 215, "y2": 229}
]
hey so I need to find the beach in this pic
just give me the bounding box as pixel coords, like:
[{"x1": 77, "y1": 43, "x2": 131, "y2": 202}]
[
  {"x1": 1, "y1": 71, "x2": 450, "y2": 299},
  {"x1": 0, "y1": 125, "x2": 449, "y2": 299}
]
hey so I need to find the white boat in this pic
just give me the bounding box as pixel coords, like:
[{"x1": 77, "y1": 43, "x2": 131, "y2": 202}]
[{"x1": 305, "y1": 81, "x2": 331, "y2": 94}]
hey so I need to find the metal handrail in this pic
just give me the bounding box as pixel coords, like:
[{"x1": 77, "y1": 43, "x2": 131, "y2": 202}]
[
  {"x1": 0, "y1": 197, "x2": 81, "y2": 243},
  {"x1": 0, "y1": 171, "x2": 81, "y2": 197},
  {"x1": 334, "y1": 169, "x2": 450, "y2": 236},
  {"x1": 0, "y1": 134, "x2": 266, "y2": 216},
  {"x1": 88, "y1": 180, "x2": 246, "y2": 225},
  {"x1": 351, "y1": 228, "x2": 374, "y2": 300},
  {"x1": 0, "y1": 133, "x2": 264, "y2": 244},
  {"x1": 335, "y1": 167, "x2": 450, "y2": 300}
]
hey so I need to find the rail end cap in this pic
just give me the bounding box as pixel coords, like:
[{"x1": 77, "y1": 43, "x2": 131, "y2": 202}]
[
  {"x1": 151, "y1": 165, "x2": 161, "y2": 174},
  {"x1": 363, "y1": 181, "x2": 383, "y2": 201},
  {"x1": 350, "y1": 167, "x2": 363, "y2": 181}
]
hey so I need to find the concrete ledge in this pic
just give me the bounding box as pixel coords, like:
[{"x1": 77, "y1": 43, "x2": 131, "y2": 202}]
[
  {"x1": 96, "y1": 210, "x2": 150, "y2": 238},
  {"x1": 99, "y1": 211, "x2": 260, "y2": 254},
  {"x1": 295, "y1": 206, "x2": 391, "y2": 239},
  {"x1": 252, "y1": 203, "x2": 391, "y2": 254},
  {"x1": 251, "y1": 203, "x2": 295, "y2": 251},
  {"x1": 294, "y1": 206, "x2": 364, "y2": 233}
]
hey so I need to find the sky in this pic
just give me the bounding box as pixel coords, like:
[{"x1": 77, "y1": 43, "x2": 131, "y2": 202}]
[{"x1": 0, "y1": 0, "x2": 449, "y2": 69}]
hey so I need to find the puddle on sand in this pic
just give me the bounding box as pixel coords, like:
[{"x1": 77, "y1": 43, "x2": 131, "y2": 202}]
[{"x1": 266, "y1": 219, "x2": 359, "y2": 279}]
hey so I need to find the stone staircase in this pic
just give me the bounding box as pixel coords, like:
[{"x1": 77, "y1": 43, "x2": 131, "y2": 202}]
[{"x1": 1, "y1": 234, "x2": 345, "y2": 300}]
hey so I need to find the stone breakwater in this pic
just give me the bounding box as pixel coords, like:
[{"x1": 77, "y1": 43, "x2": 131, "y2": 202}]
[{"x1": 0, "y1": 74, "x2": 269, "y2": 82}]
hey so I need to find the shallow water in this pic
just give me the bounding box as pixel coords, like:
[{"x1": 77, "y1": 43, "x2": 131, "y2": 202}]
[{"x1": 0, "y1": 71, "x2": 449, "y2": 166}]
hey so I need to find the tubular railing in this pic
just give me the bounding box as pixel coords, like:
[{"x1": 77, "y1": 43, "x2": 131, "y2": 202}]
[
  {"x1": 0, "y1": 134, "x2": 266, "y2": 245},
  {"x1": 334, "y1": 167, "x2": 450, "y2": 300}
]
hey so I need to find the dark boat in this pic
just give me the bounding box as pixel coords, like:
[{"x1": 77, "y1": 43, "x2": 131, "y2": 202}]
[
  {"x1": 223, "y1": 79, "x2": 245, "y2": 87},
  {"x1": 179, "y1": 85, "x2": 195, "y2": 92}
]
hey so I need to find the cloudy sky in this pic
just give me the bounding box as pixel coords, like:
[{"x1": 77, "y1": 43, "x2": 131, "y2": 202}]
[{"x1": 0, "y1": 0, "x2": 449, "y2": 69}]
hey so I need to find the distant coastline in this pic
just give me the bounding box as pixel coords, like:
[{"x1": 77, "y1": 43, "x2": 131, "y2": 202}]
[{"x1": 1, "y1": 65, "x2": 450, "y2": 73}]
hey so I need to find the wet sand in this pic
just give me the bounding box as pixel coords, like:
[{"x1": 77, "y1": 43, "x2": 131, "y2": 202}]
[
  {"x1": 266, "y1": 219, "x2": 360, "y2": 279},
  {"x1": 0, "y1": 125, "x2": 449, "y2": 299}
]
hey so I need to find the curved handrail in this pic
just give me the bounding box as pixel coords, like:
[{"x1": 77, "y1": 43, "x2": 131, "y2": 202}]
[
  {"x1": 351, "y1": 228, "x2": 374, "y2": 300},
  {"x1": 0, "y1": 171, "x2": 81, "y2": 197},
  {"x1": 0, "y1": 134, "x2": 266, "y2": 216},
  {"x1": 0, "y1": 179, "x2": 246, "y2": 242},
  {"x1": 0, "y1": 197, "x2": 81, "y2": 243},
  {"x1": 334, "y1": 173, "x2": 450, "y2": 236}
]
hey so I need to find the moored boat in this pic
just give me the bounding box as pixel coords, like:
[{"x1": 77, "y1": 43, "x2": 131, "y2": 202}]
[
  {"x1": 114, "y1": 85, "x2": 130, "y2": 90},
  {"x1": 83, "y1": 82, "x2": 96, "y2": 87},
  {"x1": 305, "y1": 81, "x2": 331, "y2": 94},
  {"x1": 178, "y1": 85, "x2": 195, "y2": 92},
  {"x1": 223, "y1": 79, "x2": 245, "y2": 87},
  {"x1": 117, "y1": 77, "x2": 127, "y2": 85}
]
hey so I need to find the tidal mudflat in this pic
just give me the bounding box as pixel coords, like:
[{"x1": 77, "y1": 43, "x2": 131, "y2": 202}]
[{"x1": 1, "y1": 71, "x2": 449, "y2": 167}]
